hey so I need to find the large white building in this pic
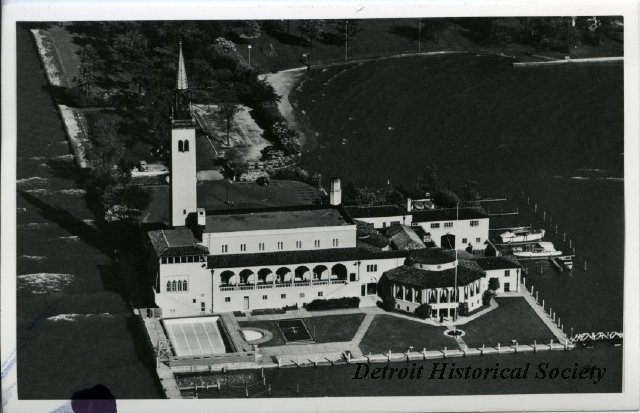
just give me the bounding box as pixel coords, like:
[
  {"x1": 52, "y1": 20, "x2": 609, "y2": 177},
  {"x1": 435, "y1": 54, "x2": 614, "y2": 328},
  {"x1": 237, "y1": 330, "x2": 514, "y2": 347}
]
[{"x1": 145, "y1": 45, "x2": 518, "y2": 319}]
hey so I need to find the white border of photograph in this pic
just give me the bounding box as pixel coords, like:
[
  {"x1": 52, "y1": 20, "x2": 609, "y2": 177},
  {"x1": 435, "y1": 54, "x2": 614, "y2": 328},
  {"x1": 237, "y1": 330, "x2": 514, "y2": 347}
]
[{"x1": 2, "y1": 0, "x2": 638, "y2": 412}]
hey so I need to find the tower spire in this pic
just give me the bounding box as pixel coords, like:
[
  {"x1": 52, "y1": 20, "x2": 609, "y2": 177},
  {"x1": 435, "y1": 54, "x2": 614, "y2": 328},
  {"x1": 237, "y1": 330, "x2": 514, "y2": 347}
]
[{"x1": 176, "y1": 40, "x2": 188, "y2": 90}]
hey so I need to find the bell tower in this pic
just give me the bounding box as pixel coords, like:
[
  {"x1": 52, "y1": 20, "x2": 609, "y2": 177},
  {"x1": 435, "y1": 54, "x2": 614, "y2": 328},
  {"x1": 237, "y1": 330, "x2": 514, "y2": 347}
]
[{"x1": 170, "y1": 41, "x2": 197, "y2": 227}]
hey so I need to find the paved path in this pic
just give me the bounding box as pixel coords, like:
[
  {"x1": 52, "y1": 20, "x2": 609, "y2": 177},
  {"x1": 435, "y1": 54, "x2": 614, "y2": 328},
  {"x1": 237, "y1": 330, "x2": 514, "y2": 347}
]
[{"x1": 518, "y1": 282, "x2": 570, "y2": 344}]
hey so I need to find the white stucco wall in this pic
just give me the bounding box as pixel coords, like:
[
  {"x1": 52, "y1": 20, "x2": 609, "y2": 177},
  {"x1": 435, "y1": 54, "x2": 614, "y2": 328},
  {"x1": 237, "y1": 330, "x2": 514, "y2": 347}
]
[{"x1": 413, "y1": 218, "x2": 489, "y2": 250}]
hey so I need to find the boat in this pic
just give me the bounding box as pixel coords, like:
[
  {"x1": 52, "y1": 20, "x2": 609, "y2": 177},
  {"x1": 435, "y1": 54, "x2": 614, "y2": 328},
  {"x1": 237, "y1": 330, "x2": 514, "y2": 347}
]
[
  {"x1": 549, "y1": 256, "x2": 563, "y2": 271},
  {"x1": 512, "y1": 241, "x2": 562, "y2": 258},
  {"x1": 557, "y1": 255, "x2": 574, "y2": 270},
  {"x1": 499, "y1": 227, "x2": 546, "y2": 243}
]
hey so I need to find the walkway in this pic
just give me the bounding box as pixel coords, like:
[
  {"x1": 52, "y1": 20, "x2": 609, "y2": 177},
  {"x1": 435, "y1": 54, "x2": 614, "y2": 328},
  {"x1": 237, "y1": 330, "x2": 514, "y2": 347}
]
[{"x1": 517, "y1": 282, "x2": 570, "y2": 345}]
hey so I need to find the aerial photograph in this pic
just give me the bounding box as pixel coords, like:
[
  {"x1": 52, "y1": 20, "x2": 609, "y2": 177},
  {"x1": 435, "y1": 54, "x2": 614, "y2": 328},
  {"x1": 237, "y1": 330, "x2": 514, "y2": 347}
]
[{"x1": 13, "y1": 16, "x2": 624, "y2": 402}]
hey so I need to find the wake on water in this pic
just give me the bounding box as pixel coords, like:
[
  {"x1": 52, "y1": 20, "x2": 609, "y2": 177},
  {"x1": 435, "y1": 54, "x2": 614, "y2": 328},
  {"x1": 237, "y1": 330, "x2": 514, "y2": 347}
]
[
  {"x1": 45, "y1": 313, "x2": 114, "y2": 322},
  {"x1": 17, "y1": 273, "x2": 74, "y2": 294}
]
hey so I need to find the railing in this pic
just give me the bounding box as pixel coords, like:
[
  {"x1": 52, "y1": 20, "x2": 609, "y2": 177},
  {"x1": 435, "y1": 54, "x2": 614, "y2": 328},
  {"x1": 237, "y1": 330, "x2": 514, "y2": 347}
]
[
  {"x1": 312, "y1": 281, "x2": 329, "y2": 286},
  {"x1": 256, "y1": 284, "x2": 272, "y2": 290},
  {"x1": 331, "y1": 280, "x2": 348, "y2": 285},
  {"x1": 239, "y1": 285, "x2": 254, "y2": 291},
  {"x1": 294, "y1": 281, "x2": 311, "y2": 287},
  {"x1": 275, "y1": 283, "x2": 291, "y2": 288},
  {"x1": 220, "y1": 280, "x2": 350, "y2": 291},
  {"x1": 220, "y1": 286, "x2": 235, "y2": 291}
]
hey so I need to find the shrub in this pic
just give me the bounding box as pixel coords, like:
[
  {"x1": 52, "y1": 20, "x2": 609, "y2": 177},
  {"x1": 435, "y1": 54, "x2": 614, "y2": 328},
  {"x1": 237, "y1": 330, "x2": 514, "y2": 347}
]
[
  {"x1": 414, "y1": 303, "x2": 431, "y2": 319},
  {"x1": 482, "y1": 290, "x2": 495, "y2": 306},
  {"x1": 458, "y1": 302, "x2": 469, "y2": 317},
  {"x1": 381, "y1": 295, "x2": 396, "y2": 312},
  {"x1": 432, "y1": 189, "x2": 461, "y2": 208},
  {"x1": 488, "y1": 277, "x2": 500, "y2": 291},
  {"x1": 304, "y1": 297, "x2": 360, "y2": 311}
]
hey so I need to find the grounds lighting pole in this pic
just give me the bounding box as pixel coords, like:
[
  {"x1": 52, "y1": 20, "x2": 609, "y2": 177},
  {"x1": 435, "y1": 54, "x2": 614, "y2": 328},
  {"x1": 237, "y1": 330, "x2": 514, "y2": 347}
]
[
  {"x1": 453, "y1": 202, "x2": 459, "y2": 324},
  {"x1": 418, "y1": 18, "x2": 422, "y2": 53},
  {"x1": 345, "y1": 20, "x2": 349, "y2": 61},
  {"x1": 247, "y1": 44, "x2": 252, "y2": 66}
]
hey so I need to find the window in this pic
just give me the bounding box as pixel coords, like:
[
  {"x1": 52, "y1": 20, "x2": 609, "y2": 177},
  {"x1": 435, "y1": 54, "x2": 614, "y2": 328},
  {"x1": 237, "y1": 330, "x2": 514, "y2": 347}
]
[
  {"x1": 470, "y1": 220, "x2": 479, "y2": 227},
  {"x1": 300, "y1": 293, "x2": 305, "y2": 298},
  {"x1": 184, "y1": 140, "x2": 190, "y2": 152},
  {"x1": 240, "y1": 244, "x2": 246, "y2": 252},
  {"x1": 187, "y1": 256, "x2": 193, "y2": 263},
  {"x1": 430, "y1": 223, "x2": 440, "y2": 229},
  {"x1": 444, "y1": 222, "x2": 453, "y2": 228},
  {"x1": 225, "y1": 297, "x2": 231, "y2": 302},
  {"x1": 181, "y1": 256, "x2": 186, "y2": 263},
  {"x1": 222, "y1": 245, "x2": 228, "y2": 253},
  {"x1": 166, "y1": 281, "x2": 171, "y2": 292},
  {"x1": 161, "y1": 257, "x2": 167, "y2": 264},
  {"x1": 476, "y1": 237, "x2": 481, "y2": 243},
  {"x1": 318, "y1": 291, "x2": 323, "y2": 297},
  {"x1": 168, "y1": 257, "x2": 174, "y2": 264},
  {"x1": 178, "y1": 140, "x2": 184, "y2": 152},
  {"x1": 504, "y1": 270, "x2": 511, "y2": 277},
  {"x1": 183, "y1": 280, "x2": 188, "y2": 291},
  {"x1": 277, "y1": 241, "x2": 284, "y2": 250},
  {"x1": 296, "y1": 241, "x2": 302, "y2": 249},
  {"x1": 193, "y1": 299, "x2": 196, "y2": 303},
  {"x1": 462, "y1": 238, "x2": 468, "y2": 244},
  {"x1": 332, "y1": 238, "x2": 339, "y2": 247},
  {"x1": 281, "y1": 294, "x2": 286, "y2": 299},
  {"x1": 177, "y1": 281, "x2": 182, "y2": 291},
  {"x1": 366, "y1": 264, "x2": 378, "y2": 272},
  {"x1": 200, "y1": 301, "x2": 205, "y2": 311},
  {"x1": 183, "y1": 209, "x2": 186, "y2": 215},
  {"x1": 262, "y1": 295, "x2": 268, "y2": 300},
  {"x1": 258, "y1": 243, "x2": 265, "y2": 251},
  {"x1": 314, "y1": 240, "x2": 320, "y2": 248}
]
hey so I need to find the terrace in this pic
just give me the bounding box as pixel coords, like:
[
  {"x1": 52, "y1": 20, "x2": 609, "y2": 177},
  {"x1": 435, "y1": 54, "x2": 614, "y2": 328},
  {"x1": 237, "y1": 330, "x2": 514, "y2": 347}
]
[{"x1": 218, "y1": 264, "x2": 349, "y2": 291}]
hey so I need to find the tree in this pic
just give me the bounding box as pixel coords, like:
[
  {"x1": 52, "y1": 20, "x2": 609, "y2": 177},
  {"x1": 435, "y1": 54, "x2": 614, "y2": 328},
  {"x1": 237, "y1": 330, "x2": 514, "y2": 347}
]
[
  {"x1": 432, "y1": 189, "x2": 460, "y2": 208},
  {"x1": 86, "y1": 119, "x2": 124, "y2": 176},
  {"x1": 75, "y1": 45, "x2": 99, "y2": 96},
  {"x1": 354, "y1": 187, "x2": 387, "y2": 206},
  {"x1": 268, "y1": 121, "x2": 300, "y2": 155},
  {"x1": 482, "y1": 290, "x2": 495, "y2": 306},
  {"x1": 239, "y1": 20, "x2": 262, "y2": 39},
  {"x1": 414, "y1": 303, "x2": 431, "y2": 319},
  {"x1": 416, "y1": 164, "x2": 440, "y2": 194},
  {"x1": 218, "y1": 101, "x2": 241, "y2": 146},
  {"x1": 113, "y1": 30, "x2": 149, "y2": 93},
  {"x1": 488, "y1": 277, "x2": 500, "y2": 291},
  {"x1": 298, "y1": 20, "x2": 327, "y2": 46}
]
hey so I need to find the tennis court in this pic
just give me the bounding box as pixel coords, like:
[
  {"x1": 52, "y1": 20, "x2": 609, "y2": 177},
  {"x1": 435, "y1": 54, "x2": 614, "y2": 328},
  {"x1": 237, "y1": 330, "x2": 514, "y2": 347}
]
[
  {"x1": 277, "y1": 318, "x2": 314, "y2": 343},
  {"x1": 163, "y1": 316, "x2": 227, "y2": 357}
]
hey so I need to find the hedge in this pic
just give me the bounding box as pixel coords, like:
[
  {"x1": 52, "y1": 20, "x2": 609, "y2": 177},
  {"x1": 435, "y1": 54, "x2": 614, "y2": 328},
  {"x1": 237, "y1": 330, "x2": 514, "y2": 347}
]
[{"x1": 303, "y1": 297, "x2": 360, "y2": 311}]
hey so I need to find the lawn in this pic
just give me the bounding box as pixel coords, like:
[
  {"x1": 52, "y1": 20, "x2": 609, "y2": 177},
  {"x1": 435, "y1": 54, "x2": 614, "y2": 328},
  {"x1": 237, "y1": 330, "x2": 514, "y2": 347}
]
[
  {"x1": 303, "y1": 313, "x2": 365, "y2": 343},
  {"x1": 237, "y1": 313, "x2": 365, "y2": 347},
  {"x1": 358, "y1": 315, "x2": 453, "y2": 354},
  {"x1": 461, "y1": 297, "x2": 555, "y2": 347}
]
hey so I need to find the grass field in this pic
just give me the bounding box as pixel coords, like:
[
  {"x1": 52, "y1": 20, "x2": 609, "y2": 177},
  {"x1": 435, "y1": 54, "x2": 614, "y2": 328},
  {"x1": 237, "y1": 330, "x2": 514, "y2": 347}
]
[
  {"x1": 238, "y1": 313, "x2": 365, "y2": 347},
  {"x1": 358, "y1": 315, "x2": 453, "y2": 354},
  {"x1": 294, "y1": 53, "x2": 623, "y2": 191},
  {"x1": 461, "y1": 297, "x2": 556, "y2": 347}
]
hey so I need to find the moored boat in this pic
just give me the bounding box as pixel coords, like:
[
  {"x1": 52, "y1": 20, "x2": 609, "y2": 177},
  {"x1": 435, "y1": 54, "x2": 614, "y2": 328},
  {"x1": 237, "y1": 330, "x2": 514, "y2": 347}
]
[
  {"x1": 557, "y1": 255, "x2": 574, "y2": 270},
  {"x1": 549, "y1": 256, "x2": 563, "y2": 271},
  {"x1": 512, "y1": 241, "x2": 562, "y2": 258},
  {"x1": 499, "y1": 227, "x2": 546, "y2": 243}
]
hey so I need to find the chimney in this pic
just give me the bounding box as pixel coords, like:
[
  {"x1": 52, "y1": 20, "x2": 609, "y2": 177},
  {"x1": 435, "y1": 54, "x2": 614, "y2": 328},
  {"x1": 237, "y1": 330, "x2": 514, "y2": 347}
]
[
  {"x1": 197, "y1": 207, "x2": 206, "y2": 227},
  {"x1": 329, "y1": 178, "x2": 342, "y2": 205},
  {"x1": 406, "y1": 197, "x2": 413, "y2": 212}
]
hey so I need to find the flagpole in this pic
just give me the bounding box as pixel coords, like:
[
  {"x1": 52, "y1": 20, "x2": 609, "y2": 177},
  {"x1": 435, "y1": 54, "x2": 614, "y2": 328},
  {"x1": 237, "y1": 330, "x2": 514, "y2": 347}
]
[{"x1": 454, "y1": 202, "x2": 459, "y2": 325}]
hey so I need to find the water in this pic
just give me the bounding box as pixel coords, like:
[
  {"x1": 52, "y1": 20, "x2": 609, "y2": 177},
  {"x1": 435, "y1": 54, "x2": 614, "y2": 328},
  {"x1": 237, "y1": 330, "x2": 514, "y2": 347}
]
[{"x1": 16, "y1": 26, "x2": 161, "y2": 399}]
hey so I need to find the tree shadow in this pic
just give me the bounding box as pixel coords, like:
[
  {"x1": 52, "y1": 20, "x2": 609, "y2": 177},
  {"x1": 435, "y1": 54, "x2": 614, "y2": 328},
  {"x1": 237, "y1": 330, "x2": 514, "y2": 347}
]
[
  {"x1": 18, "y1": 190, "x2": 108, "y2": 255},
  {"x1": 263, "y1": 25, "x2": 309, "y2": 47}
]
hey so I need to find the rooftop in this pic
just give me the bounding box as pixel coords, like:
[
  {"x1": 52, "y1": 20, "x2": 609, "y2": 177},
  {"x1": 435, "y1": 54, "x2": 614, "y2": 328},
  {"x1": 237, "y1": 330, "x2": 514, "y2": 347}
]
[
  {"x1": 345, "y1": 204, "x2": 408, "y2": 219},
  {"x1": 386, "y1": 224, "x2": 425, "y2": 250},
  {"x1": 148, "y1": 227, "x2": 209, "y2": 258},
  {"x1": 406, "y1": 248, "x2": 456, "y2": 265},
  {"x1": 412, "y1": 207, "x2": 488, "y2": 223},
  {"x1": 474, "y1": 256, "x2": 521, "y2": 270},
  {"x1": 204, "y1": 205, "x2": 354, "y2": 233},
  {"x1": 208, "y1": 247, "x2": 410, "y2": 269},
  {"x1": 384, "y1": 260, "x2": 485, "y2": 289}
]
